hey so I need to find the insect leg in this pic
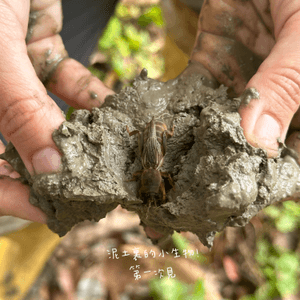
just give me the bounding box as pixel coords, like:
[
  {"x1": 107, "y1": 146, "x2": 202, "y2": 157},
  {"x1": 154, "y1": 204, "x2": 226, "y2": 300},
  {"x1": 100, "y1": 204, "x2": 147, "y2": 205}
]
[
  {"x1": 126, "y1": 126, "x2": 140, "y2": 136},
  {"x1": 161, "y1": 172, "x2": 175, "y2": 191},
  {"x1": 161, "y1": 124, "x2": 174, "y2": 156},
  {"x1": 127, "y1": 170, "x2": 143, "y2": 182},
  {"x1": 166, "y1": 124, "x2": 174, "y2": 138},
  {"x1": 138, "y1": 131, "x2": 144, "y2": 157},
  {"x1": 159, "y1": 181, "x2": 167, "y2": 203},
  {"x1": 127, "y1": 126, "x2": 143, "y2": 156},
  {"x1": 162, "y1": 131, "x2": 167, "y2": 156}
]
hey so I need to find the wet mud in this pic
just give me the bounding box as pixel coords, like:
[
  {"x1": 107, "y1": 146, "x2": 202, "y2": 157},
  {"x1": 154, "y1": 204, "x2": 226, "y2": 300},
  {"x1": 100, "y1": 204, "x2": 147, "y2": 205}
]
[{"x1": 1, "y1": 69, "x2": 300, "y2": 247}]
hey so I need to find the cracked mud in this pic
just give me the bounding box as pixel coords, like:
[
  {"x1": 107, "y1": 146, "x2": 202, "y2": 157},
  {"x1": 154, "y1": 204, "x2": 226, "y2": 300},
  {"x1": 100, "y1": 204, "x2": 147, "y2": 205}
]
[{"x1": 2, "y1": 70, "x2": 300, "y2": 247}]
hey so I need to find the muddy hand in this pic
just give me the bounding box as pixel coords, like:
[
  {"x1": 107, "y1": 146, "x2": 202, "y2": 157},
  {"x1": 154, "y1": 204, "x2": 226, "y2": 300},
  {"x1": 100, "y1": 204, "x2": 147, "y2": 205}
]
[
  {"x1": 189, "y1": 0, "x2": 300, "y2": 158},
  {"x1": 0, "y1": 0, "x2": 114, "y2": 221}
]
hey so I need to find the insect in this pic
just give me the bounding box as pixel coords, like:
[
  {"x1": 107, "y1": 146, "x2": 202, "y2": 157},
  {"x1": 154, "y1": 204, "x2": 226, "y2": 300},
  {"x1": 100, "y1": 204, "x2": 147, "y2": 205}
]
[{"x1": 126, "y1": 117, "x2": 175, "y2": 207}]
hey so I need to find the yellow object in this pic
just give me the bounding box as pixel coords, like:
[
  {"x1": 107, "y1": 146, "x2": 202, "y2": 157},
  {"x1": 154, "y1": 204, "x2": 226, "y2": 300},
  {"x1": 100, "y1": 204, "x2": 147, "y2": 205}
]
[
  {"x1": 0, "y1": 223, "x2": 61, "y2": 300},
  {"x1": 162, "y1": 35, "x2": 189, "y2": 82}
]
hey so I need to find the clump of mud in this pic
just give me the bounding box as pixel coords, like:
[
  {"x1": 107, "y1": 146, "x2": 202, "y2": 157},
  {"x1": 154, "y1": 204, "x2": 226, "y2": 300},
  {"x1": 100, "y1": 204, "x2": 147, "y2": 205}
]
[{"x1": 2, "y1": 69, "x2": 300, "y2": 247}]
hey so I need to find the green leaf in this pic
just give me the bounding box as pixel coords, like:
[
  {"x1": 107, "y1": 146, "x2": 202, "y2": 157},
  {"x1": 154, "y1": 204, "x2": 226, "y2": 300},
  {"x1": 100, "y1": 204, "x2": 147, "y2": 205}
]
[
  {"x1": 139, "y1": 31, "x2": 151, "y2": 46},
  {"x1": 149, "y1": 278, "x2": 188, "y2": 300},
  {"x1": 111, "y1": 55, "x2": 135, "y2": 82},
  {"x1": 66, "y1": 107, "x2": 75, "y2": 120},
  {"x1": 128, "y1": 5, "x2": 141, "y2": 19},
  {"x1": 255, "y1": 240, "x2": 271, "y2": 265},
  {"x1": 263, "y1": 266, "x2": 276, "y2": 280},
  {"x1": 138, "y1": 6, "x2": 164, "y2": 27},
  {"x1": 88, "y1": 66, "x2": 105, "y2": 80},
  {"x1": 254, "y1": 282, "x2": 278, "y2": 300},
  {"x1": 192, "y1": 280, "x2": 205, "y2": 299},
  {"x1": 275, "y1": 253, "x2": 300, "y2": 274},
  {"x1": 111, "y1": 55, "x2": 124, "y2": 77},
  {"x1": 276, "y1": 274, "x2": 298, "y2": 297},
  {"x1": 138, "y1": 15, "x2": 152, "y2": 27},
  {"x1": 115, "y1": 3, "x2": 129, "y2": 18},
  {"x1": 99, "y1": 17, "x2": 122, "y2": 49},
  {"x1": 117, "y1": 4, "x2": 140, "y2": 18},
  {"x1": 264, "y1": 205, "x2": 281, "y2": 219},
  {"x1": 124, "y1": 24, "x2": 142, "y2": 51},
  {"x1": 115, "y1": 37, "x2": 131, "y2": 57},
  {"x1": 240, "y1": 296, "x2": 256, "y2": 300},
  {"x1": 275, "y1": 214, "x2": 298, "y2": 233},
  {"x1": 283, "y1": 201, "x2": 300, "y2": 217},
  {"x1": 274, "y1": 254, "x2": 300, "y2": 296},
  {"x1": 172, "y1": 232, "x2": 189, "y2": 254}
]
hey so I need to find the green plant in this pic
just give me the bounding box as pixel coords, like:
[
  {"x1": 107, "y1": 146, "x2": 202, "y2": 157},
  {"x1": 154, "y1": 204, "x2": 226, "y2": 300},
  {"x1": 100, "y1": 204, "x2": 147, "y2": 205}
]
[
  {"x1": 147, "y1": 233, "x2": 207, "y2": 299},
  {"x1": 242, "y1": 202, "x2": 300, "y2": 299},
  {"x1": 150, "y1": 277, "x2": 205, "y2": 300},
  {"x1": 172, "y1": 232, "x2": 207, "y2": 264},
  {"x1": 264, "y1": 201, "x2": 300, "y2": 233},
  {"x1": 242, "y1": 239, "x2": 300, "y2": 299},
  {"x1": 98, "y1": 3, "x2": 164, "y2": 84},
  {"x1": 138, "y1": 6, "x2": 164, "y2": 27}
]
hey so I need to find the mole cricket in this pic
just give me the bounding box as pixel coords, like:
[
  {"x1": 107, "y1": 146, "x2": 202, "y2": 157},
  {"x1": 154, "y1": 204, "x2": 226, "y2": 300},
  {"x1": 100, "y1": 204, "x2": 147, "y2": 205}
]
[{"x1": 126, "y1": 117, "x2": 175, "y2": 209}]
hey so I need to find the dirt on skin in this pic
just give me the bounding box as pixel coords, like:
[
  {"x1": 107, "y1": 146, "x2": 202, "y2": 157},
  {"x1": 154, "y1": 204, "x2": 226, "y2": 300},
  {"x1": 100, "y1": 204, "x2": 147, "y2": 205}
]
[{"x1": 1, "y1": 69, "x2": 300, "y2": 247}]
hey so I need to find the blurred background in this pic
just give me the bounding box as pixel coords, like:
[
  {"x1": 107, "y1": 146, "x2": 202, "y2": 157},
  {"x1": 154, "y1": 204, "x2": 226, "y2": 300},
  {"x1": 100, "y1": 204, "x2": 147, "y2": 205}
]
[{"x1": 1, "y1": 0, "x2": 300, "y2": 299}]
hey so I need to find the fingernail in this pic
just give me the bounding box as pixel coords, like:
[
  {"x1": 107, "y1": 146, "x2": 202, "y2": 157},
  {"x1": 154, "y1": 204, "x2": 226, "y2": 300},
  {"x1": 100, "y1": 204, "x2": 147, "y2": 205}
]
[
  {"x1": 32, "y1": 147, "x2": 62, "y2": 174},
  {"x1": 253, "y1": 114, "x2": 281, "y2": 151}
]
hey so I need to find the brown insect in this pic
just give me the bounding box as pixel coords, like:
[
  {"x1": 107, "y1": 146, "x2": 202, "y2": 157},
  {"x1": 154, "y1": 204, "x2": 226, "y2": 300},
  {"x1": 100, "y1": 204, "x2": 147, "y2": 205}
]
[{"x1": 126, "y1": 117, "x2": 174, "y2": 207}]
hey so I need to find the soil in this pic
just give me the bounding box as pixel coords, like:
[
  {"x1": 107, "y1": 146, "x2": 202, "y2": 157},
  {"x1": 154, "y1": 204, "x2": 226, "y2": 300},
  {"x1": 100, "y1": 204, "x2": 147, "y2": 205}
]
[{"x1": 1, "y1": 69, "x2": 300, "y2": 247}]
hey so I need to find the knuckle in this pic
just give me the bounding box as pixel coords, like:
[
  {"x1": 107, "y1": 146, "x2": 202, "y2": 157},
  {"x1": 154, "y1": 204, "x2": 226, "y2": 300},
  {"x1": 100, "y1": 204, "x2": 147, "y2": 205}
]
[
  {"x1": 27, "y1": 0, "x2": 63, "y2": 43},
  {"x1": 27, "y1": 35, "x2": 68, "y2": 83},
  {"x1": 0, "y1": 96, "x2": 45, "y2": 140},
  {"x1": 268, "y1": 67, "x2": 300, "y2": 112}
]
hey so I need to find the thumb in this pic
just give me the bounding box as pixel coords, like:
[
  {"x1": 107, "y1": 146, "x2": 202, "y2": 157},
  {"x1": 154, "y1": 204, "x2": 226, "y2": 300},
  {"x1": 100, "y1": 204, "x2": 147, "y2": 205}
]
[{"x1": 239, "y1": 1, "x2": 300, "y2": 157}]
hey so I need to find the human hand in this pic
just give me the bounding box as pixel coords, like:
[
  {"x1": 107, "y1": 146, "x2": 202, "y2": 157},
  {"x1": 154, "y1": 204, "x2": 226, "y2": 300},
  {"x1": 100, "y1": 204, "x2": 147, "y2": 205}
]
[
  {"x1": 189, "y1": 0, "x2": 300, "y2": 158},
  {"x1": 0, "y1": 0, "x2": 113, "y2": 221}
]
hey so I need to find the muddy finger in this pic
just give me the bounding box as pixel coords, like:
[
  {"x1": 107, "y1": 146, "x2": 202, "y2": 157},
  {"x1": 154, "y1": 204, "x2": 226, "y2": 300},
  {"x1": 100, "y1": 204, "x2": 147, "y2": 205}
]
[
  {"x1": 199, "y1": 0, "x2": 274, "y2": 58},
  {"x1": 26, "y1": 0, "x2": 62, "y2": 44},
  {"x1": 46, "y1": 58, "x2": 115, "y2": 109},
  {"x1": 191, "y1": 0, "x2": 275, "y2": 96},
  {"x1": 28, "y1": 34, "x2": 114, "y2": 110}
]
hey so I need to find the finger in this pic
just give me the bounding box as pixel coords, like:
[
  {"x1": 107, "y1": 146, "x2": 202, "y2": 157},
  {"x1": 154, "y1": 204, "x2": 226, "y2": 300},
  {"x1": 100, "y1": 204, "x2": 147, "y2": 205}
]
[
  {"x1": 26, "y1": 0, "x2": 62, "y2": 43},
  {"x1": 0, "y1": 176, "x2": 47, "y2": 223},
  {"x1": 198, "y1": 0, "x2": 274, "y2": 57},
  {"x1": 0, "y1": 140, "x2": 46, "y2": 222},
  {"x1": 252, "y1": 0, "x2": 274, "y2": 32},
  {"x1": 239, "y1": 1, "x2": 300, "y2": 157},
  {"x1": 27, "y1": 0, "x2": 114, "y2": 109},
  {"x1": 46, "y1": 58, "x2": 115, "y2": 109},
  {"x1": 0, "y1": 141, "x2": 20, "y2": 179},
  {"x1": 28, "y1": 34, "x2": 114, "y2": 109},
  {"x1": 191, "y1": 33, "x2": 261, "y2": 95},
  {"x1": 0, "y1": 2, "x2": 64, "y2": 175},
  {"x1": 191, "y1": 0, "x2": 275, "y2": 95}
]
